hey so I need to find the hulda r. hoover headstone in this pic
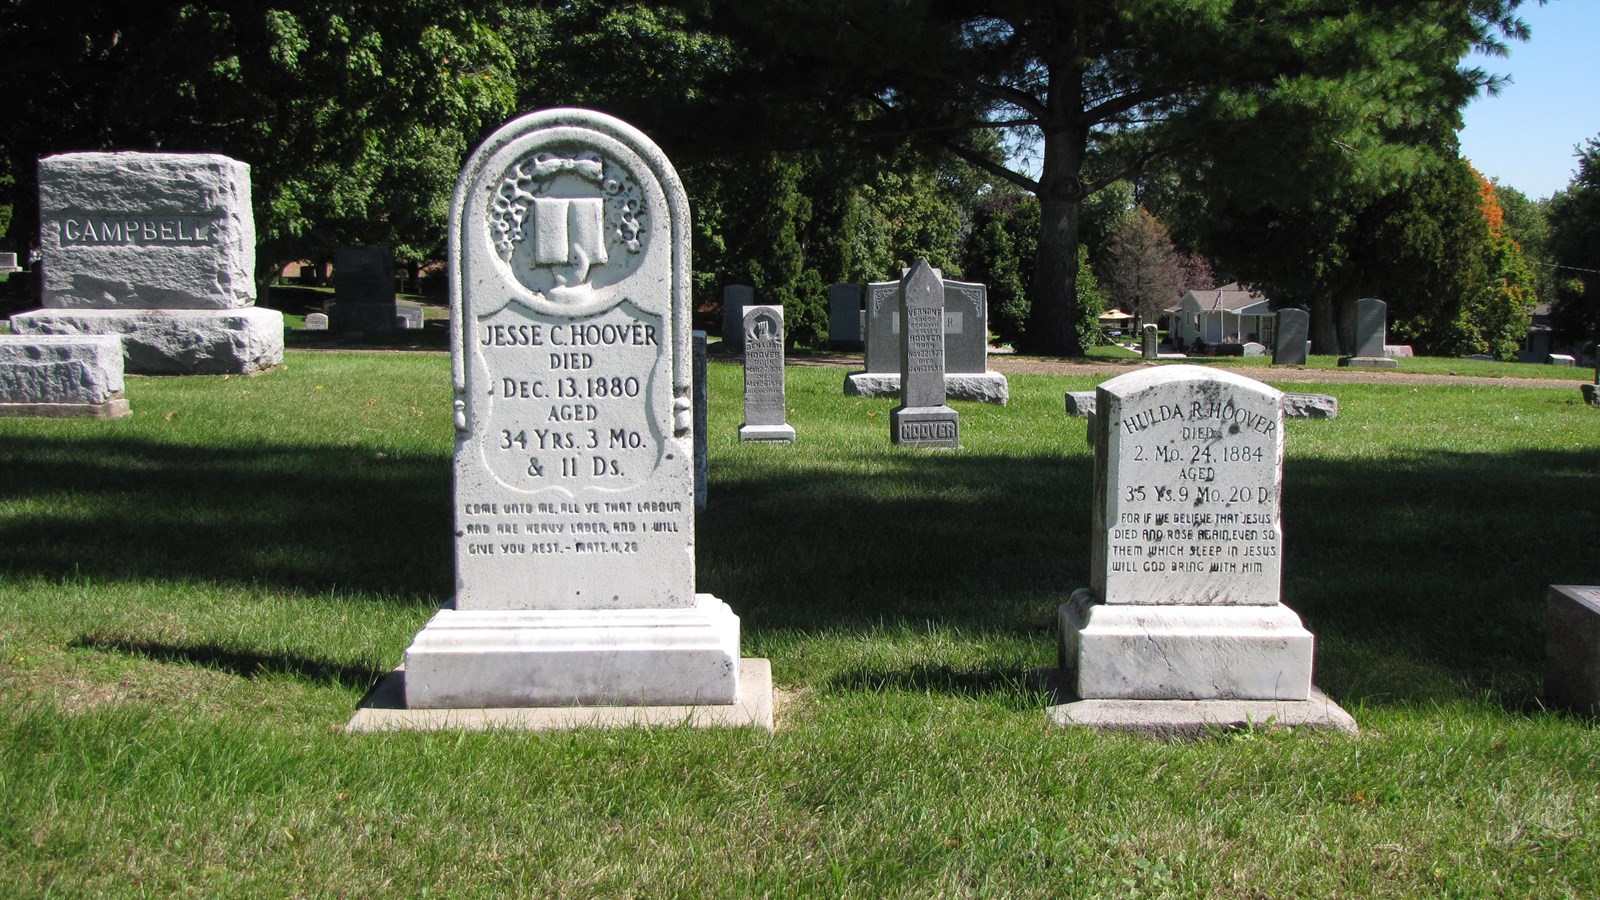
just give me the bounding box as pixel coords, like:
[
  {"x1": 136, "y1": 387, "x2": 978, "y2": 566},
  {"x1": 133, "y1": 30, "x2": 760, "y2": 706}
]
[
  {"x1": 739, "y1": 305, "x2": 794, "y2": 442},
  {"x1": 400, "y1": 108, "x2": 758, "y2": 716},
  {"x1": 1059, "y1": 366, "x2": 1322, "y2": 706}
]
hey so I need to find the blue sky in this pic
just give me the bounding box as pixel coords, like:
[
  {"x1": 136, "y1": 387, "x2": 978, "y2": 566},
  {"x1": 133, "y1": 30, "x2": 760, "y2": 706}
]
[{"x1": 1459, "y1": 0, "x2": 1600, "y2": 200}]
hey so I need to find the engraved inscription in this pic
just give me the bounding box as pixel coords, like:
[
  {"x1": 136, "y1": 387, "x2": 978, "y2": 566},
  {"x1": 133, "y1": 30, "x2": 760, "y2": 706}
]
[{"x1": 57, "y1": 215, "x2": 212, "y2": 246}]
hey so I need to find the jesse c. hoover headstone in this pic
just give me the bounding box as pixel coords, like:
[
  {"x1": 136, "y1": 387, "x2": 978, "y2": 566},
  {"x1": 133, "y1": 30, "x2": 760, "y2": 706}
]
[
  {"x1": 739, "y1": 305, "x2": 794, "y2": 443},
  {"x1": 398, "y1": 109, "x2": 764, "y2": 722}
]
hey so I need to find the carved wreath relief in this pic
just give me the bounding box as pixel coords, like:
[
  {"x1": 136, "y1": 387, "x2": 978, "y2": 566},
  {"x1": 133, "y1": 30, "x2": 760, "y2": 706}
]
[{"x1": 488, "y1": 150, "x2": 646, "y2": 303}]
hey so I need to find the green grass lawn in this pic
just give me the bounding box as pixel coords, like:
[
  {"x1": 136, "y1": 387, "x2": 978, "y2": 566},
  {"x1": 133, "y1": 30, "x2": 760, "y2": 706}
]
[{"x1": 1, "y1": 351, "x2": 1597, "y2": 896}]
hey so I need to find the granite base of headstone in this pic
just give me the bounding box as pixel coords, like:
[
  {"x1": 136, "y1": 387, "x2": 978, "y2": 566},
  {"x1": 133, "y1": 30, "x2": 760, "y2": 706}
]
[
  {"x1": 363, "y1": 108, "x2": 769, "y2": 731},
  {"x1": 1048, "y1": 365, "x2": 1353, "y2": 736},
  {"x1": 1549, "y1": 353, "x2": 1576, "y2": 366},
  {"x1": 0, "y1": 334, "x2": 130, "y2": 418},
  {"x1": 1338, "y1": 297, "x2": 1397, "y2": 369},
  {"x1": 890, "y1": 259, "x2": 958, "y2": 448},
  {"x1": 739, "y1": 305, "x2": 794, "y2": 443},
  {"x1": 844, "y1": 371, "x2": 1010, "y2": 405},
  {"x1": 826, "y1": 282, "x2": 864, "y2": 350},
  {"x1": 693, "y1": 330, "x2": 708, "y2": 510},
  {"x1": 1064, "y1": 391, "x2": 1097, "y2": 418},
  {"x1": 1272, "y1": 309, "x2": 1309, "y2": 366},
  {"x1": 13, "y1": 152, "x2": 283, "y2": 375},
  {"x1": 1282, "y1": 393, "x2": 1338, "y2": 419},
  {"x1": 1543, "y1": 585, "x2": 1600, "y2": 718}
]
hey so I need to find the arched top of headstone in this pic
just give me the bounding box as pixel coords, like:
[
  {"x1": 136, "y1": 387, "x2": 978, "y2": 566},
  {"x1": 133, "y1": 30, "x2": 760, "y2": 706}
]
[{"x1": 449, "y1": 108, "x2": 691, "y2": 397}]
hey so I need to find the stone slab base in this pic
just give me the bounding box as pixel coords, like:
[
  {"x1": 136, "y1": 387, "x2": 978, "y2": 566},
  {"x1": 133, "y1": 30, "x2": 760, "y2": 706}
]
[
  {"x1": 739, "y1": 422, "x2": 795, "y2": 443},
  {"x1": 0, "y1": 333, "x2": 126, "y2": 406},
  {"x1": 348, "y1": 658, "x2": 774, "y2": 732},
  {"x1": 1581, "y1": 383, "x2": 1598, "y2": 407},
  {"x1": 1283, "y1": 393, "x2": 1338, "y2": 419},
  {"x1": 0, "y1": 398, "x2": 129, "y2": 419},
  {"x1": 1338, "y1": 356, "x2": 1397, "y2": 369},
  {"x1": 10, "y1": 307, "x2": 284, "y2": 375},
  {"x1": 403, "y1": 595, "x2": 741, "y2": 708},
  {"x1": 1044, "y1": 678, "x2": 1357, "y2": 738},
  {"x1": 1064, "y1": 391, "x2": 1096, "y2": 418},
  {"x1": 845, "y1": 371, "x2": 1009, "y2": 406},
  {"x1": 891, "y1": 404, "x2": 959, "y2": 447},
  {"x1": 1544, "y1": 585, "x2": 1600, "y2": 717},
  {"x1": 1059, "y1": 589, "x2": 1314, "y2": 701}
]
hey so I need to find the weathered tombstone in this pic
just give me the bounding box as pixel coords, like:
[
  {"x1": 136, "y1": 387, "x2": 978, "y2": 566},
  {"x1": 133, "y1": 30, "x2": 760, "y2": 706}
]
[
  {"x1": 1384, "y1": 345, "x2": 1413, "y2": 358},
  {"x1": 1064, "y1": 391, "x2": 1097, "y2": 418},
  {"x1": 0, "y1": 252, "x2": 19, "y2": 272},
  {"x1": 9, "y1": 152, "x2": 283, "y2": 374},
  {"x1": 1544, "y1": 585, "x2": 1600, "y2": 717},
  {"x1": 1141, "y1": 324, "x2": 1158, "y2": 360},
  {"x1": 330, "y1": 245, "x2": 399, "y2": 333},
  {"x1": 848, "y1": 269, "x2": 1008, "y2": 404},
  {"x1": 890, "y1": 259, "x2": 959, "y2": 448},
  {"x1": 739, "y1": 305, "x2": 795, "y2": 443},
  {"x1": 1241, "y1": 342, "x2": 1267, "y2": 357},
  {"x1": 1273, "y1": 309, "x2": 1309, "y2": 366},
  {"x1": 1338, "y1": 297, "x2": 1396, "y2": 368},
  {"x1": 1282, "y1": 393, "x2": 1338, "y2": 419},
  {"x1": 1051, "y1": 365, "x2": 1352, "y2": 735},
  {"x1": 692, "y1": 330, "x2": 708, "y2": 510},
  {"x1": 303, "y1": 312, "x2": 329, "y2": 331},
  {"x1": 721, "y1": 284, "x2": 753, "y2": 351},
  {"x1": 827, "y1": 283, "x2": 863, "y2": 349},
  {"x1": 0, "y1": 335, "x2": 129, "y2": 418},
  {"x1": 388, "y1": 108, "x2": 768, "y2": 728}
]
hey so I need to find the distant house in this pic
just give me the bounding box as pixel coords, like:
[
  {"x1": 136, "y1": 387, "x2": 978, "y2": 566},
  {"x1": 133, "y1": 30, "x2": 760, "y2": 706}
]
[{"x1": 1165, "y1": 283, "x2": 1275, "y2": 350}]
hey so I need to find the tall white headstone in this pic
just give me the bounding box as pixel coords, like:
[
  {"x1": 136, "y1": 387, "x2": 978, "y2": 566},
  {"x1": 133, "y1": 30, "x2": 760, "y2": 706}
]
[
  {"x1": 402, "y1": 109, "x2": 746, "y2": 711},
  {"x1": 739, "y1": 305, "x2": 794, "y2": 442}
]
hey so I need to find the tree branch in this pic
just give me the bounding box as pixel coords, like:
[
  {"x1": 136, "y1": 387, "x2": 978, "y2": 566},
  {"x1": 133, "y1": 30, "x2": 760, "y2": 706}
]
[{"x1": 940, "y1": 137, "x2": 1039, "y2": 194}]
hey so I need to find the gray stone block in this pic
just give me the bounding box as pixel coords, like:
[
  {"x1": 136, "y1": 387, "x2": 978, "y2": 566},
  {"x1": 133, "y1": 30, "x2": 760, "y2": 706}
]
[
  {"x1": 39, "y1": 152, "x2": 255, "y2": 310},
  {"x1": 1064, "y1": 391, "x2": 1097, "y2": 417},
  {"x1": 843, "y1": 371, "x2": 1009, "y2": 405},
  {"x1": 1544, "y1": 585, "x2": 1600, "y2": 717},
  {"x1": 10, "y1": 307, "x2": 284, "y2": 375},
  {"x1": 1282, "y1": 393, "x2": 1338, "y2": 418},
  {"x1": 0, "y1": 334, "x2": 129, "y2": 417}
]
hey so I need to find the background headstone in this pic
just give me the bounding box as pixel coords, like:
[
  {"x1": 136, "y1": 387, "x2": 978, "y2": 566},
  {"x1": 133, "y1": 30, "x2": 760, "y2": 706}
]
[
  {"x1": 850, "y1": 271, "x2": 1008, "y2": 404},
  {"x1": 1141, "y1": 323, "x2": 1158, "y2": 361},
  {"x1": 721, "y1": 284, "x2": 753, "y2": 351},
  {"x1": 739, "y1": 305, "x2": 795, "y2": 442},
  {"x1": 0, "y1": 252, "x2": 19, "y2": 273},
  {"x1": 1339, "y1": 298, "x2": 1396, "y2": 368},
  {"x1": 827, "y1": 283, "x2": 863, "y2": 349},
  {"x1": 1059, "y1": 366, "x2": 1316, "y2": 702},
  {"x1": 890, "y1": 259, "x2": 958, "y2": 447},
  {"x1": 402, "y1": 108, "x2": 749, "y2": 714},
  {"x1": 0, "y1": 334, "x2": 129, "y2": 418},
  {"x1": 303, "y1": 312, "x2": 329, "y2": 331},
  {"x1": 693, "y1": 330, "x2": 708, "y2": 510},
  {"x1": 8, "y1": 152, "x2": 282, "y2": 374},
  {"x1": 330, "y1": 245, "x2": 399, "y2": 333},
  {"x1": 1273, "y1": 309, "x2": 1309, "y2": 365}
]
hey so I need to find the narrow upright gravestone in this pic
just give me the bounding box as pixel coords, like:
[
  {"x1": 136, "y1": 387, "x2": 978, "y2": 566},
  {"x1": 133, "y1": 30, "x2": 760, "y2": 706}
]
[
  {"x1": 739, "y1": 305, "x2": 794, "y2": 442},
  {"x1": 1273, "y1": 308, "x2": 1310, "y2": 366},
  {"x1": 1338, "y1": 297, "x2": 1397, "y2": 369},
  {"x1": 827, "y1": 282, "x2": 863, "y2": 349},
  {"x1": 693, "y1": 329, "x2": 708, "y2": 509},
  {"x1": 1051, "y1": 366, "x2": 1353, "y2": 735},
  {"x1": 385, "y1": 109, "x2": 769, "y2": 728},
  {"x1": 890, "y1": 259, "x2": 959, "y2": 447},
  {"x1": 1141, "y1": 323, "x2": 1158, "y2": 361},
  {"x1": 721, "y1": 284, "x2": 753, "y2": 351},
  {"x1": 10, "y1": 152, "x2": 283, "y2": 374}
]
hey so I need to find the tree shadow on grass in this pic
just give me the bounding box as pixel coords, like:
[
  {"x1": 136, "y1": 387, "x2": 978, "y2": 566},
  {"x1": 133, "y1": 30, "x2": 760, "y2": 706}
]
[
  {"x1": 69, "y1": 635, "x2": 389, "y2": 689},
  {"x1": 701, "y1": 443, "x2": 1600, "y2": 712},
  {"x1": 0, "y1": 434, "x2": 452, "y2": 602}
]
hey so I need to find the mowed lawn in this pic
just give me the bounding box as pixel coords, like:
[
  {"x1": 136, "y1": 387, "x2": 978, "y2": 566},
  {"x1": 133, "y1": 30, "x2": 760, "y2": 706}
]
[{"x1": 1, "y1": 349, "x2": 1597, "y2": 897}]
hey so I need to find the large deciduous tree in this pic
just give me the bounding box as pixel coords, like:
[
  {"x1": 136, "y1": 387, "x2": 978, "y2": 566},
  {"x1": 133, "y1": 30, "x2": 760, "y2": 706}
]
[{"x1": 690, "y1": 0, "x2": 1529, "y2": 356}]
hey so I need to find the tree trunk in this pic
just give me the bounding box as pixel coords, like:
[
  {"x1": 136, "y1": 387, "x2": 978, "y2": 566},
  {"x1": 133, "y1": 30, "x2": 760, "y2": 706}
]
[{"x1": 1023, "y1": 60, "x2": 1088, "y2": 357}]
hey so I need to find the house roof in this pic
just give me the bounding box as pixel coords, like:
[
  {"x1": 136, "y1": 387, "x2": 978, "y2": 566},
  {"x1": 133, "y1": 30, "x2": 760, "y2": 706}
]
[{"x1": 1180, "y1": 282, "x2": 1270, "y2": 313}]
